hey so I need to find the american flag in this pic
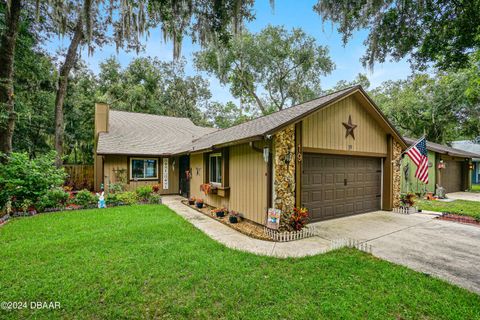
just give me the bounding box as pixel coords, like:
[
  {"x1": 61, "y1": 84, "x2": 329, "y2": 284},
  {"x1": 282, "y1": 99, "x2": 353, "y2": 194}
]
[{"x1": 406, "y1": 136, "x2": 429, "y2": 183}]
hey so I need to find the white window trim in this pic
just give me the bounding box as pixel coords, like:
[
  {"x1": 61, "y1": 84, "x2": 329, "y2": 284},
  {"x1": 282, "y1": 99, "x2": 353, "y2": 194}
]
[
  {"x1": 209, "y1": 153, "x2": 222, "y2": 186},
  {"x1": 130, "y1": 157, "x2": 159, "y2": 180}
]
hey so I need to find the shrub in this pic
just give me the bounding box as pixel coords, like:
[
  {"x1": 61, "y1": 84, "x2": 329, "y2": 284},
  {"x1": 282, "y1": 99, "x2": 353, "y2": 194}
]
[
  {"x1": 105, "y1": 193, "x2": 119, "y2": 206},
  {"x1": 0, "y1": 152, "x2": 66, "y2": 210},
  {"x1": 136, "y1": 185, "x2": 153, "y2": 200},
  {"x1": 288, "y1": 207, "x2": 309, "y2": 231},
  {"x1": 148, "y1": 193, "x2": 162, "y2": 204},
  {"x1": 108, "y1": 182, "x2": 125, "y2": 194},
  {"x1": 400, "y1": 193, "x2": 416, "y2": 207},
  {"x1": 74, "y1": 189, "x2": 97, "y2": 207},
  {"x1": 37, "y1": 187, "x2": 70, "y2": 211},
  {"x1": 116, "y1": 192, "x2": 138, "y2": 205}
]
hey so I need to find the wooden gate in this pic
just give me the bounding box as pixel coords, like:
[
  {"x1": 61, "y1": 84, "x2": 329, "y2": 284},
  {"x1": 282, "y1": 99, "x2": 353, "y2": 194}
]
[{"x1": 63, "y1": 165, "x2": 94, "y2": 191}]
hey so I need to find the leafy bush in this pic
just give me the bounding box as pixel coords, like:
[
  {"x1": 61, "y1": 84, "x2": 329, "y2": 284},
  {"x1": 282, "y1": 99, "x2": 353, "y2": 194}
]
[
  {"x1": 74, "y1": 189, "x2": 97, "y2": 207},
  {"x1": 400, "y1": 193, "x2": 416, "y2": 207},
  {"x1": 0, "y1": 152, "x2": 66, "y2": 210},
  {"x1": 37, "y1": 187, "x2": 70, "y2": 211},
  {"x1": 116, "y1": 192, "x2": 138, "y2": 205},
  {"x1": 288, "y1": 207, "x2": 309, "y2": 231},
  {"x1": 105, "y1": 193, "x2": 119, "y2": 206},
  {"x1": 108, "y1": 182, "x2": 125, "y2": 194},
  {"x1": 148, "y1": 193, "x2": 162, "y2": 204},
  {"x1": 136, "y1": 185, "x2": 153, "y2": 200}
]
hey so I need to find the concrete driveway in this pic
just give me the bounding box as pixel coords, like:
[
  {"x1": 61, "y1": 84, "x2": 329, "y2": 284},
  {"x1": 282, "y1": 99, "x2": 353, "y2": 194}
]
[
  {"x1": 447, "y1": 191, "x2": 480, "y2": 202},
  {"x1": 313, "y1": 212, "x2": 480, "y2": 294}
]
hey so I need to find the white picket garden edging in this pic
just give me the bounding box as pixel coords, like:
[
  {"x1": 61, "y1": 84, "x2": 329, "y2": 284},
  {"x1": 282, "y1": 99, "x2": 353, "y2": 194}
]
[
  {"x1": 264, "y1": 226, "x2": 317, "y2": 242},
  {"x1": 393, "y1": 206, "x2": 419, "y2": 214}
]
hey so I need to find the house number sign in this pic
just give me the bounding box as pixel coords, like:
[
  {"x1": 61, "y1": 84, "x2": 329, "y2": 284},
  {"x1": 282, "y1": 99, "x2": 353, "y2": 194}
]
[{"x1": 163, "y1": 158, "x2": 169, "y2": 190}]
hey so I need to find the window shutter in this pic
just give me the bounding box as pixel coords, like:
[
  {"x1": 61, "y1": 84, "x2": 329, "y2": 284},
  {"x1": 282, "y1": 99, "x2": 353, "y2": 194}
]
[{"x1": 222, "y1": 148, "x2": 229, "y2": 188}]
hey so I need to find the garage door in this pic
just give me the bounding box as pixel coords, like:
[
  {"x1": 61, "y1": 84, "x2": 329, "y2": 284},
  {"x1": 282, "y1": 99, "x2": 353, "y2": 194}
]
[
  {"x1": 442, "y1": 161, "x2": 463, "y2": 193},
  {"x1": 302, "y1": 154, "x2": 382, "y2": 222}
]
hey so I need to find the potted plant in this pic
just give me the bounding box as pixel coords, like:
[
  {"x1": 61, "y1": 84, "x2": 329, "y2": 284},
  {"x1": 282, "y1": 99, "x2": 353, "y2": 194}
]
[
  {"x1": 228, "y1": 210, "x2": 240, "y2": 223},
  {"x1": 188, "y1": 196, "x2": 196, "y2": 205},
  {"x1": 195, "y1": 198, "x2": 204, "y2": 208},
  {"x1": 212, "y1": 208, "x2": 226, "y2": 218}
]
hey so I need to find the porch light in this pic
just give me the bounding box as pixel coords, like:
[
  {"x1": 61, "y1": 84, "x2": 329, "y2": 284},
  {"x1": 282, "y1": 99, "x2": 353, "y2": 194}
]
[{"x1": 263, "y1": 147, "x2": 269, "y2": 163}]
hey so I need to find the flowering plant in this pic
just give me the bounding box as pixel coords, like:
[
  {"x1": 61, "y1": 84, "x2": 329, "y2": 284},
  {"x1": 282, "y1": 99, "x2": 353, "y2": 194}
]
[
  {"x1": 152, "y1": 184, "x2": 161, "y2": 193},
  {"x1": 289, "y1": 207, "x2": 309, "y2": 231},
  {"x1": 200, "y1": 183, "x2": 212, "y2": 195},
  {"x1": 229, "y1": 210, "x2": 240, "y2": 217}
]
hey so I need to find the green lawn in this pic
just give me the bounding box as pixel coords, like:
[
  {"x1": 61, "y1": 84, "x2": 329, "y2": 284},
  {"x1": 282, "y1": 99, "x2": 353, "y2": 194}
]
[
  {"x1": 471, "y1": 184, "x2": 480, "y2": 192},
  {"x1": 418, "y1": 199, "x2": 480, "y2": 221},
  {"x1": 1, "y1": 206, "x2": 479, "y2": 319}
]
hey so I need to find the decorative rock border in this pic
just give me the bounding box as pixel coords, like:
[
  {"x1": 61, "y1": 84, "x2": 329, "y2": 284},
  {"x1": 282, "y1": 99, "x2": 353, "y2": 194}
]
[
  {"x1": 393, "y1": 206, "x2": 419, "y2": 214},
  {"x1": 437, "y1": 213, "x2": 480, "y2": 227},
  {"x1": 264, "y1": 226, "x2": 317, "y2": 242}
]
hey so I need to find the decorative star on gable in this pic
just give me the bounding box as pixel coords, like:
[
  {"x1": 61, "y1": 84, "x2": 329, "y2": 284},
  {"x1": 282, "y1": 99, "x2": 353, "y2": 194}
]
[{"x1": 342, "y1": 115, "x2": 357, "y2": 140}]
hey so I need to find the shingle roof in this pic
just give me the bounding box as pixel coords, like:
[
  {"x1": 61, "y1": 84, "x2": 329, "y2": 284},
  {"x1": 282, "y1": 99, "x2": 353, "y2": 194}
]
[
  {"x1": 404, "y1": 137, "x2": 480, "y2": 158},
  {"x1": 451, "y1": 140, "x2": 480, "y2": 160},
  {"x1": 96, "y1": 86, "x2": 406, "y2": 156},
  {"x1": 191, "y1": 86, "x2": 374, "y2": 151},
  {"x1": 96, "y1": 110, "x2": 217, "y2": 155}
]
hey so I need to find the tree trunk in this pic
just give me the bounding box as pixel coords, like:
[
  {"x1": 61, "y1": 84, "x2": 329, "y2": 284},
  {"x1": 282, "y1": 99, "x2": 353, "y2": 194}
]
[
  {"x1": 0, "y1": 0, "x2": 22, "y2": 160},
  {"x1": 54, "y1": 16, "x2": 83, "y2": 167}
]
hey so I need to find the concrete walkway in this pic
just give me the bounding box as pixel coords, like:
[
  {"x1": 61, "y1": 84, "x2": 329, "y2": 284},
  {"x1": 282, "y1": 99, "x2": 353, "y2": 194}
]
[
  {"x1": 447, "y1": 191, "x2": 480, "y2": 202},
  {"x1": 162, "y1": 196, "x2": 480, "y2": 294}
]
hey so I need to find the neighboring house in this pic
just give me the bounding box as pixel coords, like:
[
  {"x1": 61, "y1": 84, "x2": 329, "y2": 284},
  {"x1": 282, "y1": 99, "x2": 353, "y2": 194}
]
[
  {"x1": 94, "y1": 86, "x2": 407, "y2": 224},
  {"x1": 401, "y1": 137, "x2": 478, "y2": 194},
  {"x1": 451, "y1": 139, "x2": 480, "y2": 184}
]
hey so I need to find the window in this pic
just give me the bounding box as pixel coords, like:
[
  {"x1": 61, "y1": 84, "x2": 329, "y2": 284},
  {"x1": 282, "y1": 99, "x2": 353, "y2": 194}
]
[
  {"x1": 209, "y1": 153, "x2": 222, "y2": 185},
  {"x1": 130, "y1": 158, "x2": 158, "y2": 180}
]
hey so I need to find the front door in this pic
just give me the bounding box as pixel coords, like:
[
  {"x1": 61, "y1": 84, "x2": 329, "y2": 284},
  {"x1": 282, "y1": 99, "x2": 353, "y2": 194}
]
[{"x1": 179, "y1": 155, "x2": 190, "y2": 198}]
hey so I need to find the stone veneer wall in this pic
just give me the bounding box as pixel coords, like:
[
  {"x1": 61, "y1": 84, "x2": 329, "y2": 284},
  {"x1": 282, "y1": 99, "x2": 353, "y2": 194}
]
[
  {"x1": 392, "y1": 139, "x2": 403, "y2": 207},
  {"x1": 273, "y1": 125, "x2": 296, "y2": 230}
]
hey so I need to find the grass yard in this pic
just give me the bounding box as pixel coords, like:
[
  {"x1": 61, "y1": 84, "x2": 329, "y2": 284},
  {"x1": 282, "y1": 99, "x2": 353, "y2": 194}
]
[
  {"x1": 1, "y1": 206, "x2": 479, "y2": 319},
  {"x1": 471, "y1": 184, "x2": 480, "y2": 192},
  {"x1": 417, "y1": 199, "x2": 480, "y2": 221}
]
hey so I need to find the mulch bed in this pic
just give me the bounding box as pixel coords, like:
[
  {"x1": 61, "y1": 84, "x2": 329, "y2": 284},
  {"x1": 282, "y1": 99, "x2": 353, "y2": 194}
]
[
  {"x1": 436, "y1": 213, "x2": 480, "y2": 227},
  {"x1": 181, "y1": 200, "x2": 273, "y2": 241}
]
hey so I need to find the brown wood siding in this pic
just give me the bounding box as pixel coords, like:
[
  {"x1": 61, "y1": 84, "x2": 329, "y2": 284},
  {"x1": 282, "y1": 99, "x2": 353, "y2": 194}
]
[
  {"x1": 190, "y1": 143, "x2": 268, "y2": 225},
  {"x1": 103, "y1": 155, "x2": 179, "y2": 194},
  {"x1": 229, "y1": 144, "x2": 268, "y2": 224},
  {"x1": 302, "y1": 95, "x2": 387, "y2": 155},
  {"x1": 190, "y1": 153, "x2": 228, "y2": 208}
]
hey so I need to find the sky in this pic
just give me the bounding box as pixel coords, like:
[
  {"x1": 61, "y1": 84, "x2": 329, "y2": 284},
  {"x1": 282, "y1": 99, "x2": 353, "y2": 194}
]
[{"x1": 46, "y1": 0, "x2": 413, "y2": 104}]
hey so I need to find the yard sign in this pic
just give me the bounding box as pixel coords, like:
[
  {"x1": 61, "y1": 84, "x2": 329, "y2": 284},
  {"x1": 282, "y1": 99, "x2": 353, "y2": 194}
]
[
  {"x1": 266, "y1": 208, "x2": 281, "y2": 230},
  {"x1": 163, "y1": 158, "x2": 169, "y2": 190}
]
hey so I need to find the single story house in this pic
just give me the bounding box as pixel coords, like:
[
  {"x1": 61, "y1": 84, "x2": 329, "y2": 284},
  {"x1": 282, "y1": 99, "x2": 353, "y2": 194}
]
[
  {"x1": 94, "y1": 86, "x2": 408, "y2": 225},
  {"x1": 451, "y1": 139, "x2": 480, "y2": 184},
  {"x1": 401, "y1": 137, "x2": 478, "y2": 194}
]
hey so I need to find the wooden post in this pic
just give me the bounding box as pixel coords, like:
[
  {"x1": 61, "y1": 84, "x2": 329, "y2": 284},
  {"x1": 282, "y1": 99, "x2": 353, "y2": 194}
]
[{"x1": 383, "y1": 134, "x2": 393, "y2": 210}]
